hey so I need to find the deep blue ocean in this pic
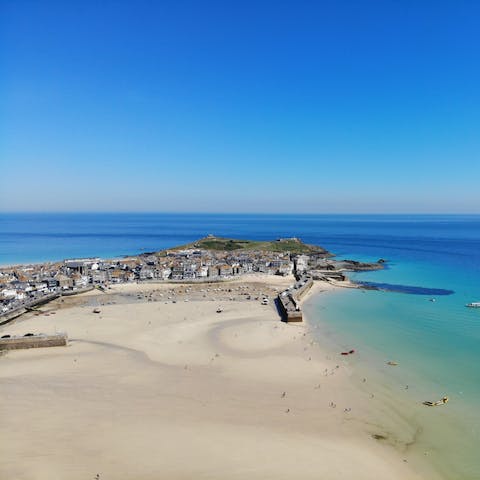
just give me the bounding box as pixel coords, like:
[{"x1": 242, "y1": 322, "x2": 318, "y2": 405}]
[{"x1": 1, "y1": 213, "x2": 480, "y2": 477}]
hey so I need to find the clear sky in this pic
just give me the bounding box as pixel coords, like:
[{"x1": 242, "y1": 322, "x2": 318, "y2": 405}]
[{"x1": 1, "y1": 1, "x2": 479, "y2": 213}]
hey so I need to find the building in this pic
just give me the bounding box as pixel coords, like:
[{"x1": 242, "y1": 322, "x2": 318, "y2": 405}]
[{"x1": 294, "y1": 255, "x2": 309, "y2": 273}]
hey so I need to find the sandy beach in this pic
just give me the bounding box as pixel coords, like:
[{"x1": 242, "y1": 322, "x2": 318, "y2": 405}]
[{"x1": 0, "y1": 275, "x2": 437, "y2": 479}]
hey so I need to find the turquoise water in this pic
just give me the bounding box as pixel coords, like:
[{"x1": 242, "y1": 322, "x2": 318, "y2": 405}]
[
  {"x1": 306, "y1": 236, "x2": 480, "y2": 478},
  {"x1": 1, "y1": 213, "x2": 480, "y2": 476},
  {"x1": 332, "y1": 260, "x2": 480, "y2": 405},
  {"x1": 308, "y1": 289, "x2": 480, "y2": 478}
]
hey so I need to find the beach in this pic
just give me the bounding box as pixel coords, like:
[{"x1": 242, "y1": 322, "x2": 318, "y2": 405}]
[{"x1": 0, "y1": 275, "x2": 438, "y2": 480}]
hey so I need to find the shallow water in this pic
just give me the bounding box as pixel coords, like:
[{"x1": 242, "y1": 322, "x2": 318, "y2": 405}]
[{"x1": 305, "y1": 253, "x2": 480, "y2": 477}]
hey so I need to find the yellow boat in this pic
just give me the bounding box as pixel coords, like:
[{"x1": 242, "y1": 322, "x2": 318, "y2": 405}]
[{"x1": 423, "y1": 396, "x2": 448, "y2": 406}]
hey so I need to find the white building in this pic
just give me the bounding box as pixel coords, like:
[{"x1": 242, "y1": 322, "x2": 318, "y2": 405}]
[
  {"x1": 1, "y1": 288, "x2": 17, "y2": 298},
  {"x1": 295, "y1": 255, "x2": 309, "y2": 273},
  {"x1": 197, "y1": 266, "x2": 209, "y2": 277}
]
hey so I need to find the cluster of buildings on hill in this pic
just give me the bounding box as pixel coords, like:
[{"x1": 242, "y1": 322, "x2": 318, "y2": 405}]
[{"x1": 0, "y1": 244, "x2": 334, "y2": 317}]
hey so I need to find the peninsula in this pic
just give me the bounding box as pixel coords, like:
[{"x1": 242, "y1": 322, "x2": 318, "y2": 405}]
[{"x1": 0, "y1": 235, "x2": 383, "y2": 324}]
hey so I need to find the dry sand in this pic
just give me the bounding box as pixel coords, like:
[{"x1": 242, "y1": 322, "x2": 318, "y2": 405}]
[{"x1": 0, "y1": 276, "x2": 436, "y2": 479}]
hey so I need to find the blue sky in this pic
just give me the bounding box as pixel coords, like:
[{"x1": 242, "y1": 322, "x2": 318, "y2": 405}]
[{"x1": 1, "y1": 1, "x2": 479, "y2": 213}]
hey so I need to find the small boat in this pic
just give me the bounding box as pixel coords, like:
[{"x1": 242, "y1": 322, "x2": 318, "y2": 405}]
[
  {"x1": 387, "y1": 361, "x2": 398, "y2": 366},
  {"x1": 423, "y1": 396, "x2": 448, "y2": 407},
  {"x1": 466, "y1": 302, "x2": 480, "y2": 308},
  {"x1": 341, "y1": 349, "x2": 355, "y2": 356},
  {"x1": 92, "y1": 308, "x2": 101, "y2": 314}
]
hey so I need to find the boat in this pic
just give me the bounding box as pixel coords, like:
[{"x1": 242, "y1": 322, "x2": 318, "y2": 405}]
[
  {"x1": 466, "y1": 302, "x2": 480, "y2": 308},
  {"x1": 423, "y1": 396, "x2": 448, "y2": 407}
]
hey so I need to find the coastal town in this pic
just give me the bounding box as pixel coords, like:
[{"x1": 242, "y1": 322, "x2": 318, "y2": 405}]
[{"x1": 0, "y1": 235, "x2": 383, "y2": 322}]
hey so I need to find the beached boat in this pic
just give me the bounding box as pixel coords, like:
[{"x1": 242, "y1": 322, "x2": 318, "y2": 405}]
[
  {"x1": 466, "y1": 302, "x2": 480, "y2": 308},
  {"x1": 423, "y1": 396, "x2": 448, "y2": 407}
]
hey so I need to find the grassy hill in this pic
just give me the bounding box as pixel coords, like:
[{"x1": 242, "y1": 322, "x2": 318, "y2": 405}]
[{"x1": 162, "y1": 236, "x2": 330, "y2": 255}]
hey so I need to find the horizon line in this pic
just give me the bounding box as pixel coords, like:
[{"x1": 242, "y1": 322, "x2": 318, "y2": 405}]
[{"x1": 1, "y1": 211, "x2": 480, "y2": 216}]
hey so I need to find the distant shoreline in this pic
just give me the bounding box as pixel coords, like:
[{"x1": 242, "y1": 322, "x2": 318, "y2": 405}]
[{"x1": 2, "y1": 212, "x2": 480, "y2": 269}]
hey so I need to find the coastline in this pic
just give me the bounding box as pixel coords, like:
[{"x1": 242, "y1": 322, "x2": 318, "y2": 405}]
[
  {"x1": 302, "y1": 286, "x2": 456, "y2": 480},
  {"x1": 0, "y1": 276, "x2": 439, "y2": 479}
]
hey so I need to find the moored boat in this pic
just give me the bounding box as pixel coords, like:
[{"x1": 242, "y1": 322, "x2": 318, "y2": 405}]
[{"x1": 466, "y1": 302, "x2": 480, "y2": 308}]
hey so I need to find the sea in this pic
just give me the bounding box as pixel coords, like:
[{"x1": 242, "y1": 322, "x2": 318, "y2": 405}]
[{"x1": 1, "y1": 213, "x2": 479, "y2": 478}]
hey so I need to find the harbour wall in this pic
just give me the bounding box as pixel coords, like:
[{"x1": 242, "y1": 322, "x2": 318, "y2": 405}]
[{"x1": 277, "y1": 275, "x2": 313, "y2": 322}]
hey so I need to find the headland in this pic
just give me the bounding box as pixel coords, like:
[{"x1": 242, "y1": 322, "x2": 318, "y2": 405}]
[{"x1": 0, "y1": 235, "x2": 382, "y2": 324}]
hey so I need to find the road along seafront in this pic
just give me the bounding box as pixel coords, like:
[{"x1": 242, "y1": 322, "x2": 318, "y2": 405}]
[{"x1": 0, "y1": 274, "x2": 440, "y2": 480}]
